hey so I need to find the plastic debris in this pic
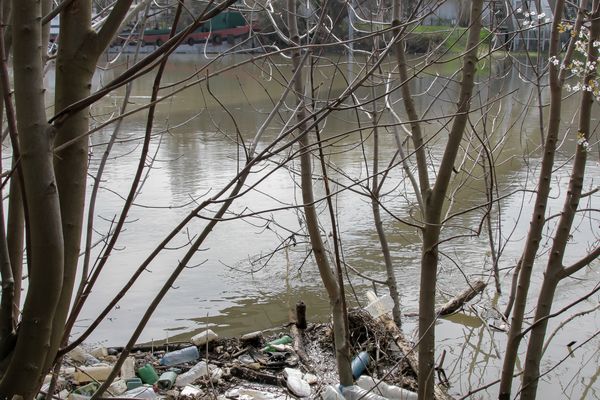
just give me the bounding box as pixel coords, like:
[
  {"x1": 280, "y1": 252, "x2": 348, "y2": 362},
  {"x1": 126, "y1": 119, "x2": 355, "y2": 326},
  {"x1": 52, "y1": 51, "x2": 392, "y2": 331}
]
[
  {"x1": 350, "y1": 351, "x2": 370, "y2": 379},
  {"x1": 342, "y1": 385, "x2": 388, "y2": 400},
  {"x1": 175, "y1": 361, "x2": 210, "y2": 387},
  {"x1": 180, "y1": 385, "x2": 204, "y2": 398},
  {"x1": 160, "y1": 346, "x2": 200, "y2": 366},
  {"x1": 121, "y1": 356, "x2": 136, "y2": 380},
  {"x1": 321, "y1": 385, "x2": 344, "y2": 400},
  {"x1": 158, "y1": 371, "x2": 178, "y2": 390},
  {"x1": 73, "y1": 365, "x2": 113, "y2": 384},
  {"x1": 261, "y1": 335, "x2": 292, "y2": 352},
  {"x1": 138, "y1": 363, "x2": 159, "y2": 384},
  {"x1": 356, "y1": 376, "x2": 417, "y2": 400},
  {"x1": 190, "y1": 329, "x2": 218, "y2": 346}
]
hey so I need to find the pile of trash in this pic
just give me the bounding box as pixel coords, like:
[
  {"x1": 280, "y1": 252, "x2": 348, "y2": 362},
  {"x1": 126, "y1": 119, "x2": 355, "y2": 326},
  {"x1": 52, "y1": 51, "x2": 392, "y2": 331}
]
[{"x1": 47, "y1": 308, "x2": 423, "y2": 399}]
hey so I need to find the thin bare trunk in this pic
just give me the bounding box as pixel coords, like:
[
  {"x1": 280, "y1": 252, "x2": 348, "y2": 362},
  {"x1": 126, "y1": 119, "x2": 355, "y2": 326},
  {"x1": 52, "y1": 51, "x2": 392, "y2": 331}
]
[
  {"x1": 498, "y1": 2, "x2": 566, "y2": 398},
  {"x1": 370, "y1": 84, "x2": 402, "y2": 327},
  {"x1": 417, "y1": 1, "x2": 483, "y2": 398},
  {"x1": 287, "y1": 0, "x2": 352, "y2": 386},
  {"x1": 0, "y1": 0, "x2": 64, "y2": 396},
  {"x1": 519, "y1": 4, "x2": 600, "y2": 398}
]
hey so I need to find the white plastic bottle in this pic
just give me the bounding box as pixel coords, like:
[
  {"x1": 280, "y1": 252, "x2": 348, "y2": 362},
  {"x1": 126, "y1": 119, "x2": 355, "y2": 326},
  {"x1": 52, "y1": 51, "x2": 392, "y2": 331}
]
[
  {"x1": 356, "y1": 376, "x2": 418, "y2": 400},
  {"x1": 190, "y1": 329, "x2": 218, "y2": 346},
  {"x1": 341, "y1": 385, "x2": 388, "y2": 400}
]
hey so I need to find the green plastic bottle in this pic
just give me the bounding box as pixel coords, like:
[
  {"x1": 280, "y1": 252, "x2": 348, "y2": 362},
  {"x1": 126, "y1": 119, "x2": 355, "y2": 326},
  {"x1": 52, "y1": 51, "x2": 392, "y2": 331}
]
[{"x1": 261, "y1": 335, "x2": 293, "y2": 352}]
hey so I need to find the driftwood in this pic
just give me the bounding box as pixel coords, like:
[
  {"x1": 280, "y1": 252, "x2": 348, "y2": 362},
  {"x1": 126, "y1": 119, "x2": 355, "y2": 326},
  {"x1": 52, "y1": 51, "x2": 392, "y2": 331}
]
[
  {"x1": 230, "y1": 365, "x2": 282, "y2": 386},
  {"x1": 438, "y1": 280, "x2": 487, "y2": 316},
  {"x1": 404, "y1": 280, "x2": 487, "y2": 318},
  {"x1": 289, "y1": 302, "x2": 312, "y2": 371},
  {"x1": 365, "y1": 292, "x2": 455, "y2": 400}
]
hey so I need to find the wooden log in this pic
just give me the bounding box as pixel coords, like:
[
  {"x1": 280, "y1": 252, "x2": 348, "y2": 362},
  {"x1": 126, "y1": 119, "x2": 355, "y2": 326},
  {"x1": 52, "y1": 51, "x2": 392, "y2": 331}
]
[
  {"x1": 289, "y1": 301, "x2": 312, "y2": 371},
  {"x1": 230, "y1": 366, "x2": 282, "y2": 386},
  {"x1": 296, "y1": 301, "x2": 307, "y2": 330},
  {"x1": 438, "y1": 280, "x2": 486, "y2": 316}
]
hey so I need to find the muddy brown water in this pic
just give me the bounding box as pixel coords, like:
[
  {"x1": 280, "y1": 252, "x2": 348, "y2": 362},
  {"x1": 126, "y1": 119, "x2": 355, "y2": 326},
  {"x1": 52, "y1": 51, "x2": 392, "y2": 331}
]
[{"x1": 44, "y1": 53, "x2": 598, "y2": 398}]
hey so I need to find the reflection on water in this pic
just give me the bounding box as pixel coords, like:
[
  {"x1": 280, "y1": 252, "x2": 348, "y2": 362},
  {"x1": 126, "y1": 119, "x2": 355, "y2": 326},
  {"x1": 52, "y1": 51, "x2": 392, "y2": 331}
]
[{"x1": 58, "y1": 53, "x2": 599, "y2": 398}]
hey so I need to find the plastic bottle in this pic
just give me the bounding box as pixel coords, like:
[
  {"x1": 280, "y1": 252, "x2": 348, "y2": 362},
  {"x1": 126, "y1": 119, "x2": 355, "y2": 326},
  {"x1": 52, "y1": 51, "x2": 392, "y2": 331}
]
[
  {"x1": 190, "y1": 329, "x2": 218, "y2": 346},
  {"x1": 174, "y1": 361, "x2": 209, "y2": 387},
  {"x1": 159, "y1": 346, "x2": 199, "y2": 366},
  {"x1": 261, "y1": 335, "x2": 293, "y2": 352},
  {"x1": 137, "y1": 363, "x2": 159, "y2": 384},
  {"x1": 356, "y1": 376, "x2": 418, "y2": 400},
  {"x1": 321, "y1": 385, "x2": 344, "y2": 400},
  {"x1": 341, "y1": 385, "x2": 388, "y2": 400},
  {"x1": 73, "y1": 365, "x2": 113, "y2": 383},
  {"x1": 351, "y1": 351, "x2": 370, "y2": 379}
]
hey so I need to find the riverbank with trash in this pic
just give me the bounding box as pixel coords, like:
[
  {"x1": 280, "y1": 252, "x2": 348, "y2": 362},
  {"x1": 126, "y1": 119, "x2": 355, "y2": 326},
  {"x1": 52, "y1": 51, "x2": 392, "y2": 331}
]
[{"x1": 43, "y1": 287, "x2": 484, "y2": 400}]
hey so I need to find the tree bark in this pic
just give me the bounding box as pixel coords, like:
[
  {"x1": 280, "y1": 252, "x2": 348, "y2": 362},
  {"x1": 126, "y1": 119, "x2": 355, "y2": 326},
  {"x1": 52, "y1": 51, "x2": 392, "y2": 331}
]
[
  {"x1": 417, "y1": 1, "x2": 483, "y2": 398},
  {"x1": 287, "y1": 0, "x2": 353, "y2": 387},
  {"x1": 519, "y1": 3, "x2": 600, "y2": 398},
  {"x1": 498, "y1": 2, "x2": 566, "y2": 398},
  {"x1": 0, "y1": 0, "x2": 64, "y2": 396}
]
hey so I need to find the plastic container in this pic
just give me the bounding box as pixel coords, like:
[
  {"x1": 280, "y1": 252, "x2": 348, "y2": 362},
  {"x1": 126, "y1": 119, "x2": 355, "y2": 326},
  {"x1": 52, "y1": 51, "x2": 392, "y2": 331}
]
[
  {"x1": 123, "y1": 385, "x2": 156, "y2": 399},
  {"x1": 68, "y1": 346, "x2": 100, "y2": 365},
  {"x1": 157, "y1": 371, "x2": 178, "y2": 390},
  {"x1": 108, "y1": 379, "x2": 128, "y2": 396},
  {"x1": 261, "y1": 335, "x2": 292, "y2": 352},
  {"x1": 174, "y1": 361, "x2": 209, "y2": 387},
  {"x1": 73, "y1": 365, "x2": 113, "y2": 383},
  {"x1": 159, "y1": 346, "x2": 199, "y2": 366},
  {"x1": 341, "y1": 385, "x2": 387, "y2": 400},
  {"x1": 126, "y1": 377, "x2": 143, "y2": 390},
  {"x1": 137, "y1": 364, "x2": 159, "y2": 384},
  {"x1": 364, "y1": 293, "x2": 394, "y2": 318},
  {"x1": 356, "y1": 376, "x2": 418, "y2": 400},
  {"x1": 71, "y1": 382, "x2": 99, "y2": 397},
  {"x1": 121, "y1": 356, "x2": 136, "y2": 380},
  {"x1": 90, "y1": 346, "x2": 108, "y2": 359},
  {"x1": 350, "y1": 351, "x2": 370, "y2": 379},
  {"x1": 321, "y1": 385, "x2": 344, "y2": 400},
  {"x1": 190, "y1": 329, "x2": 218, "y2": 346}
]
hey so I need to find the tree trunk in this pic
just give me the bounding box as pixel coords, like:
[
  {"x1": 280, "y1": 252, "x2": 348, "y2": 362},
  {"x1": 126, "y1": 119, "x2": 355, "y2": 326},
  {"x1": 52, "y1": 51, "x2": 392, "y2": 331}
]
[
  {"x1": 417, "y1": 1, "x2": 483, "y2": 397},
  {"x1": 519, "y1": 4, "x2": 599, "y2": 398},
  {"x1": 287, "y1": 0, "x2": 353, "y2": 387},
  {"x1": 498, "y1": 2, "x2": 566, "y2": 398},
  {"x1": 0, "y1": 0, "x2": 64, "y2": 396},
  {"x1": 44, "y1": 0, "x2": 96, "y2": 373}
]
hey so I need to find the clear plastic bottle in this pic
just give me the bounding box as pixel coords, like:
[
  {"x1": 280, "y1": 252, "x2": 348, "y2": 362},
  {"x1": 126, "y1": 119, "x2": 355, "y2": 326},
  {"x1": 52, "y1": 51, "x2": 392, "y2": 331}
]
[
  {"x1": 321, "y1": 385, "x2": 344, "y2": 400},
  {"x1": 159, "y1": 345, "x2": 199, "y2": 366},
  {"x1": 356, "y1": 376, "x2": 418, "y2": 400},
  {"x1": 174, "y1": 361, "x2": 209, "y2": 387},
  {"x1": 341, "y1": 385, "x2": 388, "y2": 400}
]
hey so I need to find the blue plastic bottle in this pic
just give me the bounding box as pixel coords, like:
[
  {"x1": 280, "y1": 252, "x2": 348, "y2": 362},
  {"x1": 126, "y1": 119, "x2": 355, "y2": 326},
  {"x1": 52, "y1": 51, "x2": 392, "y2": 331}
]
[
  {"x1": 350, "y1": 351, "x2": 370, "y2": 379},
  {"x1": 159, "y1": 346, "x2": 200, "y2": 366}
]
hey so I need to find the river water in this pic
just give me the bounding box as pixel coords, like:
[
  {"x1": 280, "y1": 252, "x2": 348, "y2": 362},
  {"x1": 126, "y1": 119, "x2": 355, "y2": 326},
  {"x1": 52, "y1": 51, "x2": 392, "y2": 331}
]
[{"x1": 51, "y1": 52, "x2": 599, "y2": 398}]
